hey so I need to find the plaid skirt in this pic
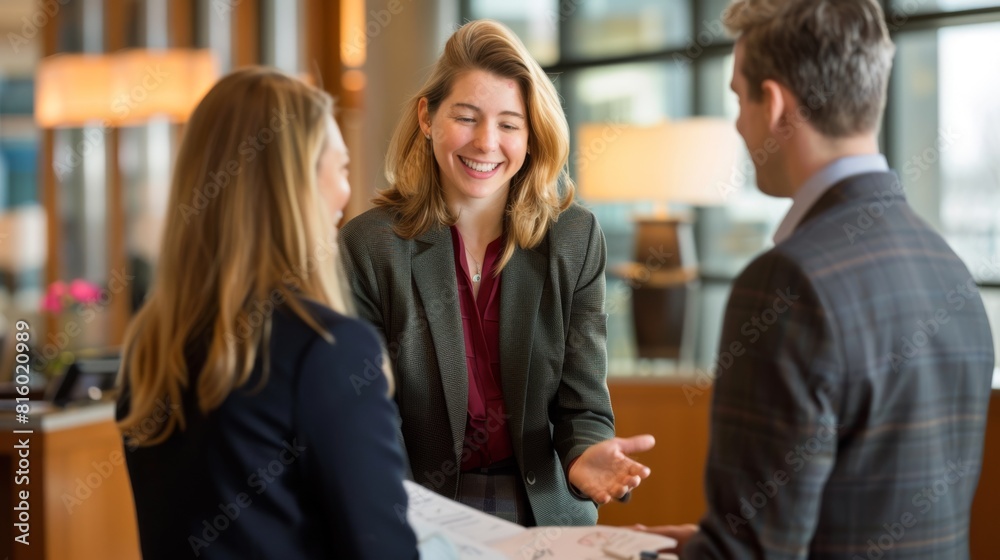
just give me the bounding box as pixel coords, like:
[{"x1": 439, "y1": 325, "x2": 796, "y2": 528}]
[{"x1": 455, "y1": 462, "x2": 535, "y2": 526}]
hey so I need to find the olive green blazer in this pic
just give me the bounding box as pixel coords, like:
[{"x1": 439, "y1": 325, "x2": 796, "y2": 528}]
[{"x1": 339, "y1": 203, "x2": 614, "y2": 525}]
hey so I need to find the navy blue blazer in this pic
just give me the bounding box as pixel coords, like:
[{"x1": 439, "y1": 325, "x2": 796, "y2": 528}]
[{"x1": 118, "y1": 300, "x2": 418, "y2": 560}]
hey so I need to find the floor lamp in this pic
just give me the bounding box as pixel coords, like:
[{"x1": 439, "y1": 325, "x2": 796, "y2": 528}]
[{"x1": 578, "y1": 118, "x2": 742, "y2": 362}]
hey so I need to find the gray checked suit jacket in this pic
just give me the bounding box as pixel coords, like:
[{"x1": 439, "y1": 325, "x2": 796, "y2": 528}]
[
  {"x1": 684, "y1": 171, "x2": 995, "y2": 559},
  {"x1": 339, "y1": 203, "x2": 615, "y2": 526}
]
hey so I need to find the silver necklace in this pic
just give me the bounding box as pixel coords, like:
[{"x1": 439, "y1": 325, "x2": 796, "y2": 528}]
[{"x1": 465, "y1": 248, "x2": 482, "y2": 283}]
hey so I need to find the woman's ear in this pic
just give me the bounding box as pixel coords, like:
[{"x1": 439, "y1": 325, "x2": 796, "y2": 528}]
[{"x1": 417, "y1": 97, "x2": 431, "y2": 138}]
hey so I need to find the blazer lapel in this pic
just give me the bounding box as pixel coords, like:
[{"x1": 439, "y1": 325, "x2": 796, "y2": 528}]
[
  {"x1": 498, "y1": 242, "x2": 547, "y2": 463},
  {"x1": 412, "y1": 226, "x2": 468, "y2": 460}
]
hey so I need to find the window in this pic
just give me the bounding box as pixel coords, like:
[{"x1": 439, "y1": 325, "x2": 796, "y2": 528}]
[{"x1": 463, "y1": 0, "x2": 1000, "y2": 373}]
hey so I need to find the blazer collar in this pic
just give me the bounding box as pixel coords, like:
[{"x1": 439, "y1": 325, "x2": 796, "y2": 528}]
[
  {"x1": 498, "y1": 238, "x2": 547, "y2": 463},
  {"x1": 412, "y1": 225, "x2": 468, "y2": 460},
  {"x1": 795, "y1": 171, "x2": 904, "y2": 236}
]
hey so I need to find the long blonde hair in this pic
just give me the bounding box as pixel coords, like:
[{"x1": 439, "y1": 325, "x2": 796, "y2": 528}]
[
  {"x1": 118, "y1": 67, "x2": 352, "y2": 446},
  {"x1": 377, "y1": 19, "x2": 574, "y2": 272}
]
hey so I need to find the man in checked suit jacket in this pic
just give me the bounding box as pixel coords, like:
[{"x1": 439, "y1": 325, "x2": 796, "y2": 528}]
[{"x1": 641, "y1": 1, "x2": 995, "y2": 558}]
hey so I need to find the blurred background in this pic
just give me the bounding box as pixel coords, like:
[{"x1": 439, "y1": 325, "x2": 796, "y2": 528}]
[
  {"x1": 0, "y1": 1, "x2": 998, "y2": 558},
  {"x1": 1, "y1": 0, "x2": 998, "y2": 378}
]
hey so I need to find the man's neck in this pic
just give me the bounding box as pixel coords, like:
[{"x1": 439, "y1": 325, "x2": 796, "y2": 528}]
[{"x1": 785, "y1": 134, "x2": 881, "y2": 198}]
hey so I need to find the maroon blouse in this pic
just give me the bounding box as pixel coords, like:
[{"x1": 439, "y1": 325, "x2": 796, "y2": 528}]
[{"x1": 449, "y1": 226, "x2": 514, "y2": 471}]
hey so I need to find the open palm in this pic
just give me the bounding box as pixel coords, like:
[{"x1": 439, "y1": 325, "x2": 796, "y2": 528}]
[{"x1": 568, "y1": 435, "x2": 655, "y2": 504}]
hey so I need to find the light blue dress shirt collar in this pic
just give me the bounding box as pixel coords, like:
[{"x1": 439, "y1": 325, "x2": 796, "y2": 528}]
[{"x1": 772, "y1": 154, "x2": 889, "y2": 244}]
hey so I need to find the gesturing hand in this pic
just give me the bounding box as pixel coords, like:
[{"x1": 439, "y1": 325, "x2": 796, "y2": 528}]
[{"x1": 568, "y1": 434, "x2": 655, "y2": 504}]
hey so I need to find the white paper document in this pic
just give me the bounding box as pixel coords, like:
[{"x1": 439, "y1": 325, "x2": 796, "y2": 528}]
[{"x1": 404, "y1": 481, "x2": 676, "y2": 560}]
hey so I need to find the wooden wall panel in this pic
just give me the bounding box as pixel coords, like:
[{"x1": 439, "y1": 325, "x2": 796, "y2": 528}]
[
  {"x1": 598, "y1": 379, "x2": 712, "y2": 526},
  {"x1": 233, "y1": 0, "x2": 260, "y2": 67},
  {"x1": 970, "y1": 391, "x2": 999, "y2": 560}
]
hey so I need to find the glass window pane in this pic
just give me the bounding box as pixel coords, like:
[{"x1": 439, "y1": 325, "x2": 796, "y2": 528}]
[
  {"x1": 566, "y1": 62, "x2": 691, "y2": 366},
  {"x1": 470, "y1": 0, "x2": 559, "y2": 66},
  {"x1": 697, "y1": 53, "x2": 737, "y2": 118},
  {"x1": 570, "y1": 62, "x2": 691, "y2": 125},
  {"x1": 891, "y1": 21, "x2": 1000, "y2": 282},
  {"x1": 889, "y1": 0, "x2": 1000, "y2": 17},
  {"x1": 700, "y1": 0, "x2": 733, "y2": 22},
  {"x1": 566, "y1": 0, "x2": 692, "y2": 59}
]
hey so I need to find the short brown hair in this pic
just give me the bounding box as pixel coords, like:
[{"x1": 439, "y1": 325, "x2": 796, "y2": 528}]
[
  {"x1": 724, "y1": 0, "x2": 895, "y2": 137},
  {"x1": 377, "y1": 19, "x2": 574, "y2": 273}
]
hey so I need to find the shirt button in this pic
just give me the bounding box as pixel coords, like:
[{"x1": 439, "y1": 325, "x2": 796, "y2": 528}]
[{"x1": 525, "y1": 471, "x2": 536, "y2": 485}]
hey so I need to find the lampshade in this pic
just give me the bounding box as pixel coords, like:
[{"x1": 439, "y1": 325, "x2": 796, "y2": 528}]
[
  {"x1": 577, "y1": 117, "x2": 743, "y2": 206},
  {"x1": 35, "y1": 49, "x2": 220, "y2": 128}
]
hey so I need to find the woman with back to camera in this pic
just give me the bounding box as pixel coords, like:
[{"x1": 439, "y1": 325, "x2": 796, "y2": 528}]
[
  {"x1": 116, "y1": 67, "x2": 419, "y2": 559},
  {"x1": 340, "y1": 20, "x2": 655, "y2": 527}
]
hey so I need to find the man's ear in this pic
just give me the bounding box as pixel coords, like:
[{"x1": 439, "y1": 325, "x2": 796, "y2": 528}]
[
  {"x1": 760, "y1": 79, "x2": 791, "y2": 134},
  {"x1": 760, "y1": 80, "x2": 787, "y2": 133}
]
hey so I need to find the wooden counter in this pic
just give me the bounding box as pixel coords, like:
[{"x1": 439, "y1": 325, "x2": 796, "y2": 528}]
[
  {"x1": 0, "y1": 403, "x2": 140, "y2": 560},
  {"x1": 599, "y1": 377, "x2": 1000, "y2": 560}
]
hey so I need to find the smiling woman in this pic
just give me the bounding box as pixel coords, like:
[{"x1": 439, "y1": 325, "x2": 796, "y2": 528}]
[{"x1": 339, "y1": 19, "x2": 656, "y2": 527}]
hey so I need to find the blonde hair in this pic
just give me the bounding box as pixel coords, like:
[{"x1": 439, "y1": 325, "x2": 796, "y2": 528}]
[
  {"x1": 377, "y1": 19, "x2": 574, "y2": 272},
  {"x1": 724, "y1": 0, "x2": 895, "y2": 137},
  {"x1": 118, "y1": 67, "x2": 355, "y2": 446}
]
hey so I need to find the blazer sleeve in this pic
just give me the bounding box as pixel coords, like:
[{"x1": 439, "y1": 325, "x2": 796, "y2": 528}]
[
  {"x1": 338, "y1": 230, "x2": 387, "y2": 342},
  {"x1": 551, "y1": 212, "x2": 616, "y2": 474},
  {"x1": 682, "y1": 251, "x2": 842, "y2": 560},
  {"x1": 296, "y1": 319, "x2": 418, "y2": 560},
  {"x1": 339, "y1": 223, "x2": 413, "y2": 476}
]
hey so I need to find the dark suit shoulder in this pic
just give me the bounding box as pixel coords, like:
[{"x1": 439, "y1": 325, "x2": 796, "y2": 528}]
[
  {"x1": 546, "y1": 203, "x2": 601, "y2": 254},
  {"x1": 272, "y1": 299, "x2": 380, "y2": 371},
  {"x1": 551, "y1": 202, "x2": 598, "y2": 233},
  {"x1": 340, "y1": 206, "x2": 399, "y2": 247},
  {"x1": 284, "y1": 298, "x2": 379, "y2": 345}
]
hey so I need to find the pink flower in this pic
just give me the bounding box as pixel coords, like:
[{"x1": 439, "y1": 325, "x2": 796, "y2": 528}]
[
  {"x1": 41, "y1": 292, "x2": 63, "y2": 313},
  {"x1": 69, "y1": 279, "x2": 102, "y2": 303},
  {"x1": 48, "y1": 281, "x2": 68, "y2": 299}
]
